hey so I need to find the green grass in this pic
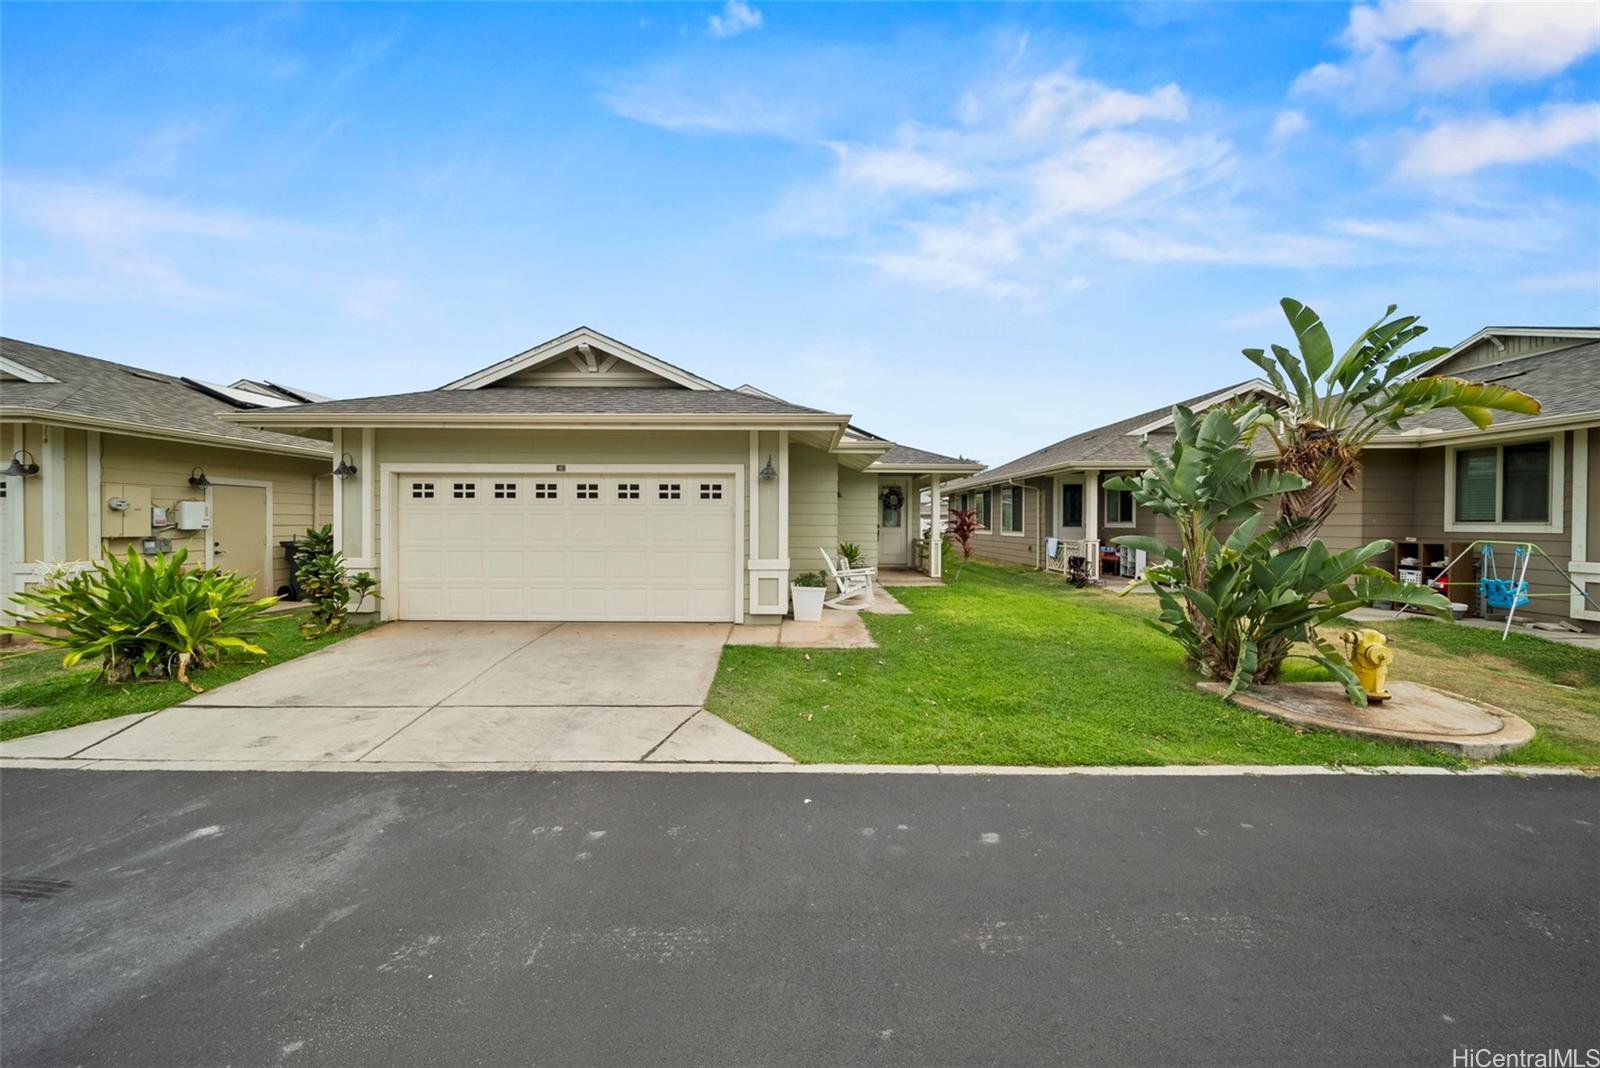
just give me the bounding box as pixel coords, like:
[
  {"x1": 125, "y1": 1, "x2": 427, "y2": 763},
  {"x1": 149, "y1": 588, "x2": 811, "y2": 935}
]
[
  {"x1": 0, "y1": 613, "x2": 373, "y2": 742},
  {"x1": 705, "y1": 561, "x2": 1600, "y2": 767}
]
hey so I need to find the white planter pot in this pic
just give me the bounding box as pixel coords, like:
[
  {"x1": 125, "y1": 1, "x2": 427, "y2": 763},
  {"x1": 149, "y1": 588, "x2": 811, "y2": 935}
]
[{"x1": 791, "y1": 585, "x2": 826, "y2": 622}]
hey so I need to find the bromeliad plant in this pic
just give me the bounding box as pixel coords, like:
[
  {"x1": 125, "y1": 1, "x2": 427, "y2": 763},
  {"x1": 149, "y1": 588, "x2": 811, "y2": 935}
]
[
  {"x1": 1108, "y1": 402, "x2": 1450, "y2": 702},
  {"x1": 838, "y1": 542, "x2": 864, "y2": 568},
  {"x1": 1, "y1": 547, "x2": 277, "y2": 691},
  {"x1": 1247, "y1": 299, "x2": 1540, "y2": 544}
]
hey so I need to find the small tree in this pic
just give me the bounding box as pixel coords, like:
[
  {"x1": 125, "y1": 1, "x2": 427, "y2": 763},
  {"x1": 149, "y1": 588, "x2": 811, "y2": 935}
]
[
  {"x1": 944, "y1": 508, "x2": 978, "y2": 580},
  {"x1": 1247, "y1": 299, "x2": 1540, "y2": 544}
]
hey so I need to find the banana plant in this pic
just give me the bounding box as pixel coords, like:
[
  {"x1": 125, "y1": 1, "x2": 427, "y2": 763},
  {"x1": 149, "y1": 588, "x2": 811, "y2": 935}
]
[
  {"x1": 1124, "y1": 514, "x2": 1451, "y2": 701},
  {"x1": 1245, "y1": 299, "x2": 1541, "y2": 543}
]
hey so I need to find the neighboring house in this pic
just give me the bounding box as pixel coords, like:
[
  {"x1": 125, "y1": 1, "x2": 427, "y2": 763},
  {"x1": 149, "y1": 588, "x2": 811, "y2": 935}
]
[
  {"x1": 0, "y1": 339, "x2": 334, "y2": 607},
  {"x1": 225, "y1": 326, "x2": 980, "y2": 623},
  {"x1": 943, "y1": 326, "x2": 1600, "y2": 631}
]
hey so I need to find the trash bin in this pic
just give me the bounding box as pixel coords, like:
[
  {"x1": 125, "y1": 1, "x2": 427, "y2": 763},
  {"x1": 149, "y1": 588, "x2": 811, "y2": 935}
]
[{"x1": 280, "y1": 540, "x2": 307, "y2": 601}]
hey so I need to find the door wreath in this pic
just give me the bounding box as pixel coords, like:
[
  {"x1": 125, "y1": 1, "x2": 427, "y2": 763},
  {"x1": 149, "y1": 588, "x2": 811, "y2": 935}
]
[{"x1": 879, "y1": 486, "x2": 905, "y2": 512}]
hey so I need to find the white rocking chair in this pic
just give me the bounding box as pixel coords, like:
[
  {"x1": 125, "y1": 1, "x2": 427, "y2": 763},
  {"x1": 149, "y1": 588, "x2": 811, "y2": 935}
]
[{"x1": 819, "y1": 548, "x2": 876, "y2": 611}]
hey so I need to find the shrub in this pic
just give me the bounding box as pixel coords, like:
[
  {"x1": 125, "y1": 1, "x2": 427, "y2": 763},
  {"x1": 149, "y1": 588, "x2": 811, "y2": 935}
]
[
  {"x1": 294, "y1": 527, "x2": 379, "y2": 637},
  {"x1": 944, "y1": 508, "x2": 978, "y2": 579},
  {"x1": 792, "y1": 571, "x2": 827, "y2": 588},
  {"x1": 1109, "y1": 402, "x2": 1449, "y2": 703},
  {"x1": 0, "y1": 547, "x2": 277, "y2": 690},
  {"x1": 838, "y1": 542, "x2": 863, "y2": 568}
]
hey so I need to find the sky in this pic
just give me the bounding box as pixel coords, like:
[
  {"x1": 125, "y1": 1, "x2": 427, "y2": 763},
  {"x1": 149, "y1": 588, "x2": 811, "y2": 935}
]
[{"x1": 3, "y1": 1, "x2": 1597, "y2": 466}]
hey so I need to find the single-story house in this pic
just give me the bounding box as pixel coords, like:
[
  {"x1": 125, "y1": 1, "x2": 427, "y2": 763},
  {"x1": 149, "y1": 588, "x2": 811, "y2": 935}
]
[
  {"x1": 1, "y1": 339, "x2": 334, "y2": 607},
  {"x1": 225, "y1": 327, "x2": 981, "y2": 623},
  {"x1": 942, "y1": 326, "x2": 1600, "y2": 631}
]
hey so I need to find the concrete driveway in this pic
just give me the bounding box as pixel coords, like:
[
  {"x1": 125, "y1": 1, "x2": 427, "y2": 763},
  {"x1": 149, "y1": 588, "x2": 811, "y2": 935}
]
[{"x1": 26, "y1": 622, "x2": 790, "y2": 766}]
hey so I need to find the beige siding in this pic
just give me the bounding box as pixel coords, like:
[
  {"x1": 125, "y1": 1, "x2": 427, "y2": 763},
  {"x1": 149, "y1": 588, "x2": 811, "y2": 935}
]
[
  {"x1": 787, "y1": 443, "x2": 838, "y2": 579},
  {"x1": 961, "y1": 479, "x2": 1049, "y2": 568},
  {"x1": 838, "y1": 468, "x2": 878, "y2": 570},
  {"x1": 1436, "y1": 335, "x2": 1586, "y2": 375},
  {"x1": 96, "y1": 434, "x2": 327, "y2": 594}
]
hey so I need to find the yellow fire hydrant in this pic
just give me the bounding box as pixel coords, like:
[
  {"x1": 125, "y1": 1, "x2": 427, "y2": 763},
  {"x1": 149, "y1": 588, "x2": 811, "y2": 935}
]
[{"x1": 1340, "y1": 628, "x2": 1394, "y2": 703}]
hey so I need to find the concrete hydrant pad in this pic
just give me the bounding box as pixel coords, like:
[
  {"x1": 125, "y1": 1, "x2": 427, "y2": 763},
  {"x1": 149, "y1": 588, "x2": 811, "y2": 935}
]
[{"x1": 1199, "y1": 681, "x2": 1535, "y2": 759}]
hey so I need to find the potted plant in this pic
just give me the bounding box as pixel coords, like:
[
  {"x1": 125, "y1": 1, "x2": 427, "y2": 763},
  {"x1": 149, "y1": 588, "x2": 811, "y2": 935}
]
[
  {"x1": 838, "y1": 541, "x2": 863, "y2": 568},
  {"x1": 790, "y1": 571, "x2": 827, "y2": 622}
]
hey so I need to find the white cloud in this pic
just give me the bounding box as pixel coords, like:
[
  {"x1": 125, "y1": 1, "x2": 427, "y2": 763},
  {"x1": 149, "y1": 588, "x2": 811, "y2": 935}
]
[
  {"x1": 829, "y1": 143, "x2": 971, "y2": 193},
  {"x1": 1295, "y1": 1, "x2": 1600, "y2": 106},
  {"x1": 707, "y1": 0, "x2": 762, "y2": 39},
  {"x1": 1270, "y1": 109, "x2": 1310, "y2": 141},
  {"x1": 1396, "y1": 101, "x2": 1600, "y2": 179}
]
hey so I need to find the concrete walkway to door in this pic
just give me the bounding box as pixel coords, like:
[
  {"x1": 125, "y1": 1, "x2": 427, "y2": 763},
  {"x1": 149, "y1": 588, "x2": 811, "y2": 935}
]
[{"x1": 24, "y1": 622, "x2": 792, "y2": 767}]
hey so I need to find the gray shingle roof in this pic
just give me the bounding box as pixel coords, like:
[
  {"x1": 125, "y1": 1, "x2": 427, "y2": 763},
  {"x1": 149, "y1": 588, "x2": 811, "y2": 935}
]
[
  {"x1": 235, "y1": 386, "x2": 840, "y2": 418},
  {"x1": 870, "y1": 444, "x2": 983, "y2": 470},
  {"x1": 1385, "y1": 340, "x2": 1600, "y2": 435},
  {"x1": 944, "y1": 380, "x2": 1263, "y2": 491},
  {"x1": 0, "y1": 338, "x2": 330, "y2": 456}
]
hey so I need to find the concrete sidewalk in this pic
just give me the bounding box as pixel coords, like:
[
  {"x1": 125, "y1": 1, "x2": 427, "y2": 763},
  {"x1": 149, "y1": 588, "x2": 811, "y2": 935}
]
[{"x1": 0, "y1": 622, "x2": 792, "y2": 767}]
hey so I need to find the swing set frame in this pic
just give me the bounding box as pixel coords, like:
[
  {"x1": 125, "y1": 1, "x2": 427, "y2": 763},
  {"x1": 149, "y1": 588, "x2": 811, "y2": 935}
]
[{"x1": 1392, "y1": 538, "x2": 1599, "y2": 639}]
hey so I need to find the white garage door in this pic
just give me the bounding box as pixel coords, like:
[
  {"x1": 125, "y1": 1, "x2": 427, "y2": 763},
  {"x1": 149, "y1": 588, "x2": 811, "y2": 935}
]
[{"x1": 397, "y1": 473, "x2": 737, "y2": 622}]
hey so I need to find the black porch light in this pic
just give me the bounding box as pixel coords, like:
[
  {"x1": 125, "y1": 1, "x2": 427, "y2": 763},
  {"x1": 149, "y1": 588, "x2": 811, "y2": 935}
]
[
  {"x1": 3, "y1": 450, "x2": 39, "y2": 477},
  {"x1": 759, "y1": 454, "x2": 777, "y2": 481},
  {"x1": 188, "y1": 466, "x2": 211, "y2": 488},
  {"x1": 333, "y1": 453, "x2": 358, "y2": 478}
]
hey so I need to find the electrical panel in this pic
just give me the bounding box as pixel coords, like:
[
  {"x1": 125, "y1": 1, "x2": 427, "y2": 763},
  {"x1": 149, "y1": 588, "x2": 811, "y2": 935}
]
[{"x1": 175, "y1": 500, "x2": 210, "y2": 531}]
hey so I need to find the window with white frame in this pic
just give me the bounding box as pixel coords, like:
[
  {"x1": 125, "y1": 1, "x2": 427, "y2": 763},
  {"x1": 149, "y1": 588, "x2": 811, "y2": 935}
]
[
  {"x1": 1103, "y1": 481, "x2": 1135, "y2": 526},
  {"x1": 1001, "y1": 486, "x2": 1024, "y2": 534},
  {"x1": 617, "y1": 482, "x2": 640, "y2": 499},
  {"x1": 1451, "y1": 439, "x2": 1555, "y2": 527},
  {"x1": 575, "y1": 482, "x2": 600, "y2": 500},
  {"x1": 410, "y1": 481, "x2": 435, "y2": 499},
  {"x1": 534, "y1": 482, "x2": 558, "y2": 499},
  {"x1": 699, "y1": 482, "x2": 723, "y2": 500},
  {"x1": 975, "y1": 490, "x2": 991, "y2": 528},
  {"x1": 452, "y1": 482, "x2": 476, "y2": 499},
  {"x1": 493, "y1": 482, "x2": 517, "y2": 499}
]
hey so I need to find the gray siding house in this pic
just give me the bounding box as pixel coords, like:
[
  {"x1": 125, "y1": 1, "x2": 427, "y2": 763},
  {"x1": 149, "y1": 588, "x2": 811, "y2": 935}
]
[{"x1": 945, "y1": 326, "x2": 1600, "y2": 631}]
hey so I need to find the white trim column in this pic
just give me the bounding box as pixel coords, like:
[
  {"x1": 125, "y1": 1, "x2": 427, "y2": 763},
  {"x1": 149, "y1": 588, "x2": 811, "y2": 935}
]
[
  {"x1": 41, "y1": 426, "x2": 66, "y2": 561},
  {"x1": 1083, "y1": 468, "x2": 1101, "y2": 578},
  {"x1": 1570, "y1": 429, "x2": 1599, "y2": 622},
  {"x1": 928, "y1": 473, "x2": 942, "y2": 578},
  {"x1": 85, "y1": 430, "x2": 102, "y2": 560}
]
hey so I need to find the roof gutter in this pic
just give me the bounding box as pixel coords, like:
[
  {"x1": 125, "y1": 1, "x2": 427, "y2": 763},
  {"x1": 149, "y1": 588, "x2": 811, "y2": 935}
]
[
  {"x1": 220, "y1": 412, "x2": 851, "y2": 432},
  {"x1": 0, "y1": 407, "x2": 332, "y2": 459},
  {"x1": 1366, "y1": 411, "x2": 1600, "y2": 448}
]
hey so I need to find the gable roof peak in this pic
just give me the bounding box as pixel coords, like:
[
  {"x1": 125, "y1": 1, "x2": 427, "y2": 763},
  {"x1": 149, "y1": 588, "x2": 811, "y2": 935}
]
[{"x1": 441, "y1": 326, "x2": 724, "y2": 392}]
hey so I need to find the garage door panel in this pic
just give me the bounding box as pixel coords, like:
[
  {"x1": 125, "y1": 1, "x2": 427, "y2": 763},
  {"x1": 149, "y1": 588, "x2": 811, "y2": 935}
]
[{"x1": 398, "y1": 471, "x2": 736, "y2": 622}]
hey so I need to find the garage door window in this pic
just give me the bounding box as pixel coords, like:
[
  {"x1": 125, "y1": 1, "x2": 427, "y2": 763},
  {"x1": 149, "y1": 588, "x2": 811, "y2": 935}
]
[
  {"x1": 410, "y1": 481, "x2": 435, "y2": 499},
  {"x1": 617, "y1": 482, "x2": 641, "y2": 499},
  {"x1": 452, "y1": 482, "x2": 476, "y2": 499},
  {"x1": 493, "y1": 482, "x2": 517, "y2": 499},
  {"x1": 700, "y1": 483, "x2": 723, "y2": 500},
  {"x1": 658, "y1": 483, "x2": 682, "y2": 499},
  {"x1": 534, "y1": 482, "x2": 558, "y2": 499},
  {"x1": 576, "y1": 482, "x2": 600, "y2": 499}
]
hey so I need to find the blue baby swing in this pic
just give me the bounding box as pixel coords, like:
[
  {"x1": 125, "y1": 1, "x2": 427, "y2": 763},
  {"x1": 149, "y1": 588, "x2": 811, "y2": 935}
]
[{"x1": 1404, "y1": 539, "x2": 1597, "y2": 640}]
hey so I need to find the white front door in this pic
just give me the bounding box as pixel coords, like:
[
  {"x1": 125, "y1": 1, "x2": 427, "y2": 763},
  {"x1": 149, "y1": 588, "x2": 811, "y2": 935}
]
[
  {"x1": 396, "y1": 473, "x2": 737, "y2": 622},
  {"x1": 877, "y1": 477, "x2": 911, "y2": 566}
]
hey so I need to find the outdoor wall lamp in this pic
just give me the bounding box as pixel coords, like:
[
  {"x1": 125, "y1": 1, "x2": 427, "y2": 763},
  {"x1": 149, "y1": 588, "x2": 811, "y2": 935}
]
[
  {"x1": 3, "y1": 450, "x2": 39, "y2": 477},
  {"x1": 759, "y1": 455, "x2": 777, "y2": 481},
  {"x1": 188, "y1": 466, "x2": 211, "y2": 488},
  {"x1": 333, "y1": 453, "x2": 358, "y2": 478}
]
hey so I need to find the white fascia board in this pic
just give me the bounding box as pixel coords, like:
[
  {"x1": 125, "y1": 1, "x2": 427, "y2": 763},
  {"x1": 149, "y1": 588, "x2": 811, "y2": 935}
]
[
  {"x1": 0, "y1": 408, "x2": 332, "y2": 458},
  {"x1": 219, "y1": 411, "x2": 850, "y2": 434},
  {"x1": 440, "y1": 327, "x2": 723, "y2": 391},
  {"x1": 0, "y1": 356, "x2": 59, "y2": 383},
  {"x1": 1365, "y1": 411, "x2": 1600, "y2": 448}
]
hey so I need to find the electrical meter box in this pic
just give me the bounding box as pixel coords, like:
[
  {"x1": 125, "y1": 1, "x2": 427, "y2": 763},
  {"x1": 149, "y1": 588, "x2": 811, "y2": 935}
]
[
  {"x1": 102, "y1": 485, "x2": 151, "y2": 538},
  {"x1": 175, "y1": 500, "x2": 210, "y2": 531}
]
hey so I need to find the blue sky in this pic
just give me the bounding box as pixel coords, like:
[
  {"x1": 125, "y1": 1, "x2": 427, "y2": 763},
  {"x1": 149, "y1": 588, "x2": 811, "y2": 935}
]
[{"x1": 3, "y1": 1, "x2": 1597, "y2": 465}]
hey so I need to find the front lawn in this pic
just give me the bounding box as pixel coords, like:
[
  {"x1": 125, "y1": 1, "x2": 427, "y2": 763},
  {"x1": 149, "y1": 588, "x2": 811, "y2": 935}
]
[
  {"x1": 0, "y1": 612, "x2": 374, "y2": 742},
  {"x1": 706, "y1": 561, "x2": 1600, "y2": 767}
]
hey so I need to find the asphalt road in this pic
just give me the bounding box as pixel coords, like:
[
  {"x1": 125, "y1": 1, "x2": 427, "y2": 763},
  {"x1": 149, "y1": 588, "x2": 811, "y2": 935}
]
[{"x1": 1, "y1": 769, "x2": 1595, "y2": 1067}]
